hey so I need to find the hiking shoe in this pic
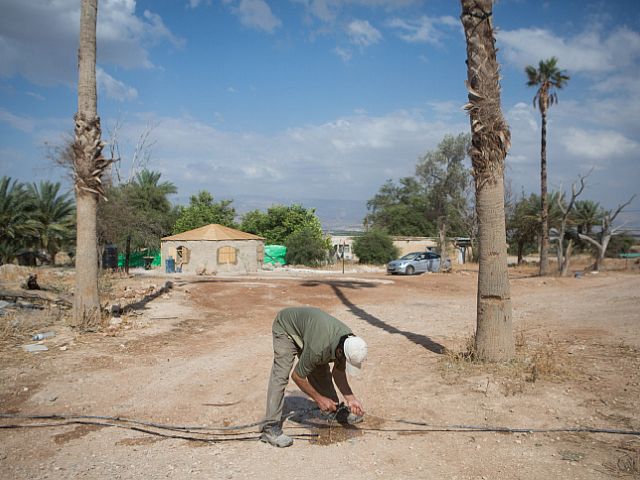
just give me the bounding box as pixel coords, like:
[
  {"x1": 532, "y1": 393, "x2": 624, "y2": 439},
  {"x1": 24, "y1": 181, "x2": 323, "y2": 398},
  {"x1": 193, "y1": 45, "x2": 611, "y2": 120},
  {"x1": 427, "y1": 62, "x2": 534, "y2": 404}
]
[{"x1": 260, "y1": 431, "x2": 293, "y2": 448}]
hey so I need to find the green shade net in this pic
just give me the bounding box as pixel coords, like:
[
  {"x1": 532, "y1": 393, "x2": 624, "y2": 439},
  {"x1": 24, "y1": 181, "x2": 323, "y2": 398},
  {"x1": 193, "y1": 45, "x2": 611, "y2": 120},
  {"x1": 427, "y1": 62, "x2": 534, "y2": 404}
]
[
  {"x1": 264, "y1": 245, "x2": 287, "y2": 265},
  {"x1": 118, "y1": 249, "x2": 161, "y2": 268}
]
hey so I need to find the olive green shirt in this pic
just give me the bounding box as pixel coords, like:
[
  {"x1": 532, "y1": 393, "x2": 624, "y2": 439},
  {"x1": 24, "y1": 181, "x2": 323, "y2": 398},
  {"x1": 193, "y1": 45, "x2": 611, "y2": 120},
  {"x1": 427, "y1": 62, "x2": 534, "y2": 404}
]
[{"x1": 273, "y1": 307, "x2": 352, "y2": 378}]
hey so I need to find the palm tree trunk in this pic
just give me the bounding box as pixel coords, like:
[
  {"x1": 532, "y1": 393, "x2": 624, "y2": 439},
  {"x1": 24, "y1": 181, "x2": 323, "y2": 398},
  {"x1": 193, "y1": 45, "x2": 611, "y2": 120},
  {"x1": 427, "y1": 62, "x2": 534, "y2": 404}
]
[
  {"x1": 72, "y1": 0, "x2": 102, "y2": 327},
  {"x1": 539, "y1": 110, "x2": 550, "y2": 275},
  {"x1": 461, "y1": 0, "x2": 514, "y2": 361}
]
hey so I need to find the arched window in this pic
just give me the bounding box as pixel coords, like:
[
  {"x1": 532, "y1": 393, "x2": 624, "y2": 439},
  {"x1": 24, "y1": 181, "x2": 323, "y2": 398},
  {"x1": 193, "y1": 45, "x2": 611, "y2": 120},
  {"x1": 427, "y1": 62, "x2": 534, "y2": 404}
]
[{"x1": 217, "y1": 246, "x2": 238, "y2": 265}]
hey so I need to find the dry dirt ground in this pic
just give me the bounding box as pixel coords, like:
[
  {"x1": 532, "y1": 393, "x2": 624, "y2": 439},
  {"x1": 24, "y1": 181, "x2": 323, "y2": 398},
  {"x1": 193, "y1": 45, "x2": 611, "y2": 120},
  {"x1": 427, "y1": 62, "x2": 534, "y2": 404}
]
[{"x1": 0, "y1": 261, "x2": 639, "y2": 479}]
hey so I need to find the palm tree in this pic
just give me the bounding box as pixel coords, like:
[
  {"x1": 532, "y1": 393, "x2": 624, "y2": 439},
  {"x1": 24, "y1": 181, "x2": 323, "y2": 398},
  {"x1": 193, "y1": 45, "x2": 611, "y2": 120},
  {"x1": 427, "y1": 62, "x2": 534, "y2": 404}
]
[
  {"x1": 525, "y1": 57, "x2": 570, "y2": 276},
  {"x1": 508, "y1": 193, "x2": 539, "y2": 265},
  {"x1": 0, "y1": 177, "x2": 36, "y2": 264},
  {"x1": 461, "y1": 0, "x2": 514, "y2": 361},
  {"x1": 26, "y1": 181, "x2": 75, "y2": 263},
  {"x1": 73, "y1": 0, "x2": 111, "y2": 327},
  {"x1": 573, "y1": 200, "x2": 602, "y2": 236},
  {"x1": 129, "y1": 169, "x2": 177, "y2": 213},
  {"x1": 121, "y1": 170, "x2": 176, "y2": 272}
]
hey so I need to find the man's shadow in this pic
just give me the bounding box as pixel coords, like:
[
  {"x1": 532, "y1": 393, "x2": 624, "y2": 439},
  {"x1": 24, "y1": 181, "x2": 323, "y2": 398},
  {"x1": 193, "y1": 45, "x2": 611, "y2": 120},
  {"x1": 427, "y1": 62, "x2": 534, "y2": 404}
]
[
  {"x1": 301, "y1": 280, "x2": 445, "y2": 355},
  {"x1": 283, "y1": 395, "x2": 329, "y2": 427}
]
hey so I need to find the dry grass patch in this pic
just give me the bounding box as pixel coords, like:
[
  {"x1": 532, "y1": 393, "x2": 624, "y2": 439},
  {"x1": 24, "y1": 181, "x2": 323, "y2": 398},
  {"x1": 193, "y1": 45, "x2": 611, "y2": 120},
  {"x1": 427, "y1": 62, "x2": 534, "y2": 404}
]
[
  {"x1": 440, "y1": 331, "x2": 574, "y2": 395},
  {"x1": 602, "y1": 440, "x2": 640, "y2": 478},
  {"x1": 0, "y1": 306, "x2": 65, "y2": 344}
]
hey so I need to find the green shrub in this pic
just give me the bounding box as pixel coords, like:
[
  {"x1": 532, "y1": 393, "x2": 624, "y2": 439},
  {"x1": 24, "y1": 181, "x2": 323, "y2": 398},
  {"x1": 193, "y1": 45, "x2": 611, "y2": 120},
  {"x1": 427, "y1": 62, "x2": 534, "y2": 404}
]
[
  {"x1": 353, "y1": 229, "x2": 399, "y2": 264},
  {"x1": 285, "y1": 227, "x2": 329, "y2": 267}
]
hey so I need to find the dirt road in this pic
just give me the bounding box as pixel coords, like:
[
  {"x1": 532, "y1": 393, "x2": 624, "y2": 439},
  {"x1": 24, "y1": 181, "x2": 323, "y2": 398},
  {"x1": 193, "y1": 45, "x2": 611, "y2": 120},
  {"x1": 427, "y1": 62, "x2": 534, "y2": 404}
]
[{"x1": 1, "y1": 266, "x2": 639, "y2": 479}]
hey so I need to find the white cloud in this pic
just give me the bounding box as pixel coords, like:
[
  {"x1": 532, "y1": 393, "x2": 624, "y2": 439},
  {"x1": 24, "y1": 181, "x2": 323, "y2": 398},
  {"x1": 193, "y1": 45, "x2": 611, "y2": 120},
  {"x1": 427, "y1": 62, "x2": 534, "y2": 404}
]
[
  {"x1": 118, "y1": 110, "x2": 467, "y2": 201},
  {"x1": 0, "y1": 108, "x2": 34, "y2": 133},
  {"x1": 187, "y1": 0, "x2": 212, "y2": 8},
  {"x1": 560, "y1": 128, "x2": 638, "y2": 160},
  {"x1": 96, "y1": 67, "x2": 138, "y2": 101},
  {"x1": 334, "y1": 47, "x2": 352, "y2": 62},
  {"x1": 26, "y1": 91, "x2": 46, "y2": 101},
  {"x1": 507, "y1": 102, "x2": 538, "y2": 133},
  {"x1": 387, "y1": 15, "x2": 458, "y2": 45},
  {"x1": 0, "y1": 0, "x2": 183, "y2": 86},
  {"x1": 347, "y1": 19, "x2": 382, "y2": 47},
  {"x1": 498, "y1": 26, "x2": 640, "y2": 75},
  {"x1": 227, "y1": 0, "x2": 282, "y2": 33},
  {"x1": 427, "y1": 100, "x2": 462, "y2": 119},
  {"x1": 293, "y1": 0, "x2": 419, "y2": 23}
]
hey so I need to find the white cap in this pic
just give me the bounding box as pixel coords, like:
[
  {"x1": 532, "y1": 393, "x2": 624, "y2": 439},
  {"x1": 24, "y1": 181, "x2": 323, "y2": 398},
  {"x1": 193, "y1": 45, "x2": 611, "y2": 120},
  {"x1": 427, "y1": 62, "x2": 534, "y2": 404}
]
[{"x1": 344, "y1": 336, "x2": 367, "y2": 376}]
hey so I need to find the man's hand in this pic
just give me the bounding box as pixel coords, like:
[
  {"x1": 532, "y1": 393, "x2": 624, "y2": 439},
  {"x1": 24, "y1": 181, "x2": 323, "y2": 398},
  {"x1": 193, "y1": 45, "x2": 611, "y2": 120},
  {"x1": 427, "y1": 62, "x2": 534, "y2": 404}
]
[
  {"x1": 316, "y1": 396, "x2": 338, "y2": 413},
  {"x1": 345, "y1": 396, "x2": 364, "y2": 416}
]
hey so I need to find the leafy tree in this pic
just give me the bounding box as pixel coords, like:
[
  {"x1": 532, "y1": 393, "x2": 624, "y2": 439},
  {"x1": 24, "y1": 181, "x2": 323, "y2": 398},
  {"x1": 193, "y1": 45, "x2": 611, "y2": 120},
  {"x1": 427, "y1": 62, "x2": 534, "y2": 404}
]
[
  {"x1": 364, "y1": 134, "x2": 473, "y2": 247},
  {"x1": 0, "y1": 177, "x2": 36, "y2": 264},
  {"x1": 507, "y1": 193, "x2": 539, "y2": 264},
  {"x1": 416, "y1": 133, "x2": 471, "y2": 259},
  {"x1": 26, "y1": 181, "x2": 75, "y2": 263},
  {"x1": 98, "y1": 169, "x2": 177, "y2": 271},
  {"x1": 525, "y1": 57, "x2": 570, "y2": 276},
  {"x1": 352, "y1": 229, "x2": 399, "y2": 264},
  {"x1": 365, "y1": 178, "x2": 434, "y2": 236},
  {"x1": 605, "y1": 233, "x2": 634, "y2": 257},
  {"x1": 173, "y1": 191, "x2": 236, "y2": 234},
  {"x1": 462, "y1": 0, "x2": 514, "y2": 361},
  {"x1": 240, "y1": 204, "x2": 323, "y2": 245},
  {"x1": 285, "y1": 226, "x2": 330, "y2": 266}
]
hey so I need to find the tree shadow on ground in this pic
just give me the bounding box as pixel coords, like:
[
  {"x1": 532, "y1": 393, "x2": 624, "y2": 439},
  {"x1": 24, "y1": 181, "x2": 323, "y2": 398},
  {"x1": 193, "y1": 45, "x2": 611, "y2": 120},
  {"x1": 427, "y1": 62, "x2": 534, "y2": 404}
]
[
  {"x1": 301, "y1": 280, "x2": 445, "y2": 355},
  {"x1": 121, "y1": 280, "x2": 174, "y2": 314}
]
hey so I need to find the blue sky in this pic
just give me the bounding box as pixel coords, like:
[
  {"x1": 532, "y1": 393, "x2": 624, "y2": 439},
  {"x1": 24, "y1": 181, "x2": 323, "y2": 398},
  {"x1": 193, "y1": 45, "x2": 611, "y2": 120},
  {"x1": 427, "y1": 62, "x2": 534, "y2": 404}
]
[{"x1": 1, "y1": 0, "x2": 639, "y2": 229}]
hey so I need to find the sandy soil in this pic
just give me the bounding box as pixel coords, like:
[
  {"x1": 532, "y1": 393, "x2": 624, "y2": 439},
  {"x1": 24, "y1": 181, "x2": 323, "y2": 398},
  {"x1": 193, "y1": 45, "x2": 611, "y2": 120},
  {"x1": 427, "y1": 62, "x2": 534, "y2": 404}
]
[{"x1": 0, "y1": 262, "x2": 639, "y2": 479}]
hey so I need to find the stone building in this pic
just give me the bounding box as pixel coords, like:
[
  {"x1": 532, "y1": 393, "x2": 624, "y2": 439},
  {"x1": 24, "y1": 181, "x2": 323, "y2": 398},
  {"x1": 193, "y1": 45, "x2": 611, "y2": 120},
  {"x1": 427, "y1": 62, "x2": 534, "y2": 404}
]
[{"x1": 161, "y1": 224, "x2": 264, "y2": 275}]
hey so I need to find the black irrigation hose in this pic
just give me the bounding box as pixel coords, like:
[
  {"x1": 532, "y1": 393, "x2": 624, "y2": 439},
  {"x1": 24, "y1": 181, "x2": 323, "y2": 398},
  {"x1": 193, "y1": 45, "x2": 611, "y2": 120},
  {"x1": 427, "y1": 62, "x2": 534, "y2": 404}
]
[
  {"x1": 391, "y1": 419, "x2": 640, "y2": 436},
  {"x1": 0, "y1": 417, "x2": 318, "y2": 443},
  {"x1": 0, "y1": 413, "x2": 267, "y2": 432},
  {"x1": 2, "y1": 412, "x2": 639, "y2": 442}
]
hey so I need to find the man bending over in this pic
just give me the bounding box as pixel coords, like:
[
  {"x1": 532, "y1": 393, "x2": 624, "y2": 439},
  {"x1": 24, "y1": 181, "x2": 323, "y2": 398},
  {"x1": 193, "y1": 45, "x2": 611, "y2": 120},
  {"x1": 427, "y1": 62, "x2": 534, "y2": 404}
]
[{"x1": 261, "y1": 307, "x2": 368, "y2": 447}]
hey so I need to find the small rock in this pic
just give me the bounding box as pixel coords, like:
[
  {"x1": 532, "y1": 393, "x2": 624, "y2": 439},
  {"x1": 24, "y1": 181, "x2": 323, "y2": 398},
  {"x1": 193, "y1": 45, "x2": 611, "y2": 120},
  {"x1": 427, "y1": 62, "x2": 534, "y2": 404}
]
[{"x1": 59, "y1": 345, "x2": 68, "y2": 351}]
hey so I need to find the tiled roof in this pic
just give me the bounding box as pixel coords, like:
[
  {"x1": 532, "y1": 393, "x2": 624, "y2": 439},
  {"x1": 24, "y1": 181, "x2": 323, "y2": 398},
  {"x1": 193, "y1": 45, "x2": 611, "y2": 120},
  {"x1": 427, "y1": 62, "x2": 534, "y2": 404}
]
[{"x1": 162, "y1": 224, "x2": 264, "y2": 241}]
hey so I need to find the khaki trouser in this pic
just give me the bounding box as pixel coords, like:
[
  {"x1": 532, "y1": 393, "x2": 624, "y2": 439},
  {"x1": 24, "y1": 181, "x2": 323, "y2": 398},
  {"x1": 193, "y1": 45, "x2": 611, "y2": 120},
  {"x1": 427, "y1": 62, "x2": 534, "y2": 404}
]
[{"x1": 263, "y1": 330, "x2": 338, "y2": 432}]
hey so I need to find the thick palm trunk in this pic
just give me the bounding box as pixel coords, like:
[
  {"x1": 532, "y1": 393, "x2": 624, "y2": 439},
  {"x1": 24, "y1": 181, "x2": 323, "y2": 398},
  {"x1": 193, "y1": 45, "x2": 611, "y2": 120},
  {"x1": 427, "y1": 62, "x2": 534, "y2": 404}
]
[
  {"x1": 461, "y1": 0, "x2": 514, "y2": 361},
  {"x1": 539, "y1": 110, "x2": 550, "y2": 275},
  {"x1": 72, "y1": 0, "x2": 104, "y2": 327},
  {"x1": 74, "y1": 192, "x2": 99, "y2": 324}
]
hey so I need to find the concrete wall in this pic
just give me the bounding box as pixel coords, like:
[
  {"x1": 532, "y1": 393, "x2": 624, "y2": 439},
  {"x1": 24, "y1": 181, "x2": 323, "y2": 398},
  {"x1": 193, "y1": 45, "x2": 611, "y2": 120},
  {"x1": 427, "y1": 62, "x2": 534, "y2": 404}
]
[
  {"x1": 161, "y1": 239, "x2": 264, "y2": 274},
  {"x1": 392, "y1": 238, "x2": 438, "y2": 257}
]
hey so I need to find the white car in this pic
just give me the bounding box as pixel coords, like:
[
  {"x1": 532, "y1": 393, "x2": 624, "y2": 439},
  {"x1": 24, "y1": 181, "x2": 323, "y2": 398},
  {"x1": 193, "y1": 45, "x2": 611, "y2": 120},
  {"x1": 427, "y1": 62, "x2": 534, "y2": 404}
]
[{"x1": 387, "y1": 251, "x2": 451, "y2": 275}]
